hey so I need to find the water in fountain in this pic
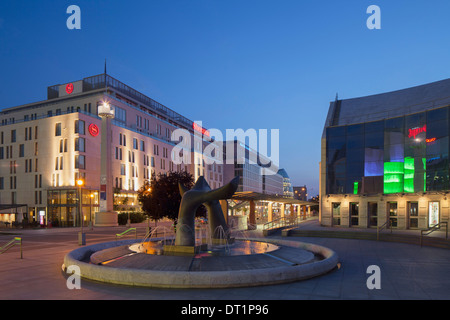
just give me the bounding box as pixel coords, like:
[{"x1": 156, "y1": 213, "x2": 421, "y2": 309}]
[{"x1": 136, "y1": 225, "x2": 174, "y2": 254}]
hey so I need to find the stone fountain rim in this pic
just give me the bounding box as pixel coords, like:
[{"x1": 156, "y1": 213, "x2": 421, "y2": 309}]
[{"x1": 62, "y1": 237, "x2": 339, "y2": 289}]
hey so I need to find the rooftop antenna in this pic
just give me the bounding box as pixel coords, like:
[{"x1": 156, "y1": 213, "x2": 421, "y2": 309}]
[{"x1": 104, "y1": 59, "x2": 107, "y2": 75}]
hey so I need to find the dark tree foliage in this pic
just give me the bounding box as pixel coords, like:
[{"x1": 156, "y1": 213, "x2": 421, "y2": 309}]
[{"x1": 137, "y1": 171, "x2": 206, "y2": 224}]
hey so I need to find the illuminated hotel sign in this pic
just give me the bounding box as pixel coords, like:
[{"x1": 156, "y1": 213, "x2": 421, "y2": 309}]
[
  {"x1": 88, "y1": 123, "x2": 99, "y2": 137},
  {"x1": 408, "y1": 125, "x2": 426, "y2": 139},
  {"x1": 192, "y1": 122, "x2": 210, "y2": 137},
  {"x1": 66, "y1": 83, "x2": 74, "y2": 94},
  {"x1": 59, "y1": 80, "x2": 82, "y2": 97}
]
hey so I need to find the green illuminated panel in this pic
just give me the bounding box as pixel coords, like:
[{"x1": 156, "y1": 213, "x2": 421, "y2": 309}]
[
  {"x1": 383, "y1": 157, "x2": 427, "y2": 194},
  {"x1": 353, "y1": 181, "x2": 358, "y2": 195},
  {"x1": 423, "y1": 158, "x2": 426, "y2": 192},
  {"x1": 404, "y1": 157, "x2": 414, "y2": 193},
  {"x1": 384, "y1": 162, "x2": 404, "y2": 194}
]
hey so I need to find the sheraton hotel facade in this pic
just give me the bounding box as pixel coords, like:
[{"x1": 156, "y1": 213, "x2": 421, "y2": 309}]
[{"x1": 320, "y1": 78, "x2": 450, "y2": 230}]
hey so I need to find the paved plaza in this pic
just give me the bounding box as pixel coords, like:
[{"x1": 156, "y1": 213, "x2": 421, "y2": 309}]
[{"x1": 1, "y1": 220, "x2": 450, "y2": 300}]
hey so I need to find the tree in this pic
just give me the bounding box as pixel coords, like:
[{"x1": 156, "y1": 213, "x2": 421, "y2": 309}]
[{"x1": 137, "y1": 171, "x2": 206, "y2": 226}]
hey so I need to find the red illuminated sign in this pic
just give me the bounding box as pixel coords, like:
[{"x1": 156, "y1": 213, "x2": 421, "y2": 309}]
[
  {"x1": 88, "y1": 123, "x2": 99, "y2": 137},
  {"x1": 408, "y1": 125, "x2": 426, "y2": 139},
  {"x1": 192, "y1": 122, "x2": 210, "y2": 137},
  {"x1": 66, "y1": 83, "x2": 74, "y2": 94},
  {"x1": 426, "y1": 137, "x2": 436, "y2": 143}
]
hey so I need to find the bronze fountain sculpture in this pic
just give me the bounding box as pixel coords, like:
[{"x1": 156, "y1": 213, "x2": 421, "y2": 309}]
[{"x1": 174, "y1": 175, "x2": 239, "y2": 248}]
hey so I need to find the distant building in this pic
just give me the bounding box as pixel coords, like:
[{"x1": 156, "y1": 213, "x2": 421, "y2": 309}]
[
  {"x1": 293, "y1": 186, "x2": 308, "y2": 201},
  {"x1": 277, "y1": 168, "x2": 293, "y2": 198},
  {"x1": 223, "y1": 140, "x2": 283, "y2": 195}
]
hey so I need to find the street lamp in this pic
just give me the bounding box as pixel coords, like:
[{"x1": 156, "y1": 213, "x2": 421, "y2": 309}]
[{"x1": 77, "y1": 179, "x2": 86, "y2": 245}]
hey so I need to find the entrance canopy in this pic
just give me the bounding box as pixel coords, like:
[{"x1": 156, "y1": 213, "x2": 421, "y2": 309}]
[
  {"x1": 231, "y1": 191, "x2": 317, "y2": 206},
  {"x1": 0, "y1": 204, "x2": 28, "y2": 212}
]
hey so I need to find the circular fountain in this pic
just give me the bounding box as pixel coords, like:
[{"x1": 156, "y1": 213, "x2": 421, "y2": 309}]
[{"x1": 62, "y1": 177, "x2": 339, "y2": 288}]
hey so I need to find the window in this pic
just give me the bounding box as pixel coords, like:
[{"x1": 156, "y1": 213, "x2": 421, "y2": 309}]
[
  {"x1": 19, "y1": 144, "x2": 24, "y2": 157},
  {"x1": 75, "y1": 120, "x2": 85, "y2": 135},
  {"x1": 140, "y1": 140, "x2": 145, "y2": 152},
  {"x1": 75, "y1": 155, "x2": 85, "y2": 169},
  {"x1": 75, "y1": 137, "x2": 85, "y2": 152},
  {"x1": 55, "y1": 123, "x2": 61, "y2": 136},
  {"x1": 114, "y1": 106, "x2": 126, "y2": 123},
  {"x1": 11, "y1": 129, "x2": 16, "y2": 142},
  {"x1": 120, "y1": 164, "x2": 126, "y2": 176},
  {"x1": 133, "y1": 138, "x2": 138, "y2": 150}
]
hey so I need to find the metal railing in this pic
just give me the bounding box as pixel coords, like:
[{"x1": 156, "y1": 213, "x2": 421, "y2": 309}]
[
  {"x1": 377, "y1": 219, "x2": 392, "y2": 241},
  {"x1": 420, "y1": 222, "x2": 448, "y2": 247},
  {"x1": 116, "y1": 228, "x2": 137, "y2": 241},
  {"x1": 0, "y1": 237, "x2": 22, "y2": 259},
  {"x1": 263, "y1": 216, "x2": 302, "y2": 232}
]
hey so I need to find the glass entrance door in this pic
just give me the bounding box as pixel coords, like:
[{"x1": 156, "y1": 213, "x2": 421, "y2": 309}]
[
  {"x1": 388, "y1": 202, "x2": 398, "y2": 228},
  {"x1": 332, "y1": 202, "x2": 341, "y2": 226},
  {"x1": 368, "y1": 202, "x2": 378, "y2": 227},
  {"x1": 407, "y1": 201, "x2": 419, "y2": 229},
  {"x1": 350, "y1": 202, "x2": 359, "y2": 226}
]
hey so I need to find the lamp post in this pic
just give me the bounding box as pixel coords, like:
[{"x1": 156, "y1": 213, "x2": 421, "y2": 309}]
[
  {"x1": 77, "y1": 179, "x2": 86, "y2": 245},
  {"x1": 89, "y1": 193, "x2": 94, "y2": 230},
  {"x1": 145, "y1": 187, "x2": 152, "y2": 234}
]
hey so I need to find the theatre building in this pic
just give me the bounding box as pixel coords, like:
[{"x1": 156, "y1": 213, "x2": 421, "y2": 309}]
[
  {"x1": 320, "y1": 78, "x2": 450, "y2": 229},
  {"x1": 0, "y1": 73, "x2": 223, "y2": 227}
]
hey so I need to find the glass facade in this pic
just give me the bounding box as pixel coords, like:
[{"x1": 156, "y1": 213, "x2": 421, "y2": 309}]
[
  {"x1": 47, "y1": 188, "x2": 99, "y2": 227},
  {"x1": 326, "y1": 106, "x2": 450, "y2": 195}
]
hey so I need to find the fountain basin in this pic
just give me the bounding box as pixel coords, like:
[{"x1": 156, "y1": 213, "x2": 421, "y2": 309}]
[{"x1": 63, "y1": 238, "x2": 339, "y2": 289}]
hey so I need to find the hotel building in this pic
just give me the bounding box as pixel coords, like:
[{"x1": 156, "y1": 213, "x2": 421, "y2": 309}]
[
  {"x1": 0, "y1": 73, "x2": 224, "y2": 227},
  {"x1": 320, "y1": 78, "x2": 450, "y2": 229}
]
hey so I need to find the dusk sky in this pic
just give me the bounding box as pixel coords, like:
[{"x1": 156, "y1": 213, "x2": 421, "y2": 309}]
[{"x1": 2, "y1": 0, "x2": 450, "y2": 196}]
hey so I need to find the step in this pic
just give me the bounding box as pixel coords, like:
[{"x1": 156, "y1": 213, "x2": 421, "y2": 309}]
[{"x1": 285, "y1": 229, "x2": 450, "y2": 249}]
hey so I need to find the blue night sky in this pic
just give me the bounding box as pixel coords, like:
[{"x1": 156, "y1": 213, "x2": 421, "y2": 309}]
[{"x1": 2, "y1": 0, "x2": 450, "y2": 196}]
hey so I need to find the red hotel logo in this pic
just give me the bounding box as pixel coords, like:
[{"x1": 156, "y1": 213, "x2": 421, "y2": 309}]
[
  {"x1": 66, "y1": 83, "x2": 74, "y2": 94},
  {"x1": 192, "y1": 122, "x2": 210, "y2": 137},
  {"x1": 408, "y1": 124, "x2": 426, "y2": 139},
  {"x1": 88, "y1": 123, "x2": 99, "y2": 137}
]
